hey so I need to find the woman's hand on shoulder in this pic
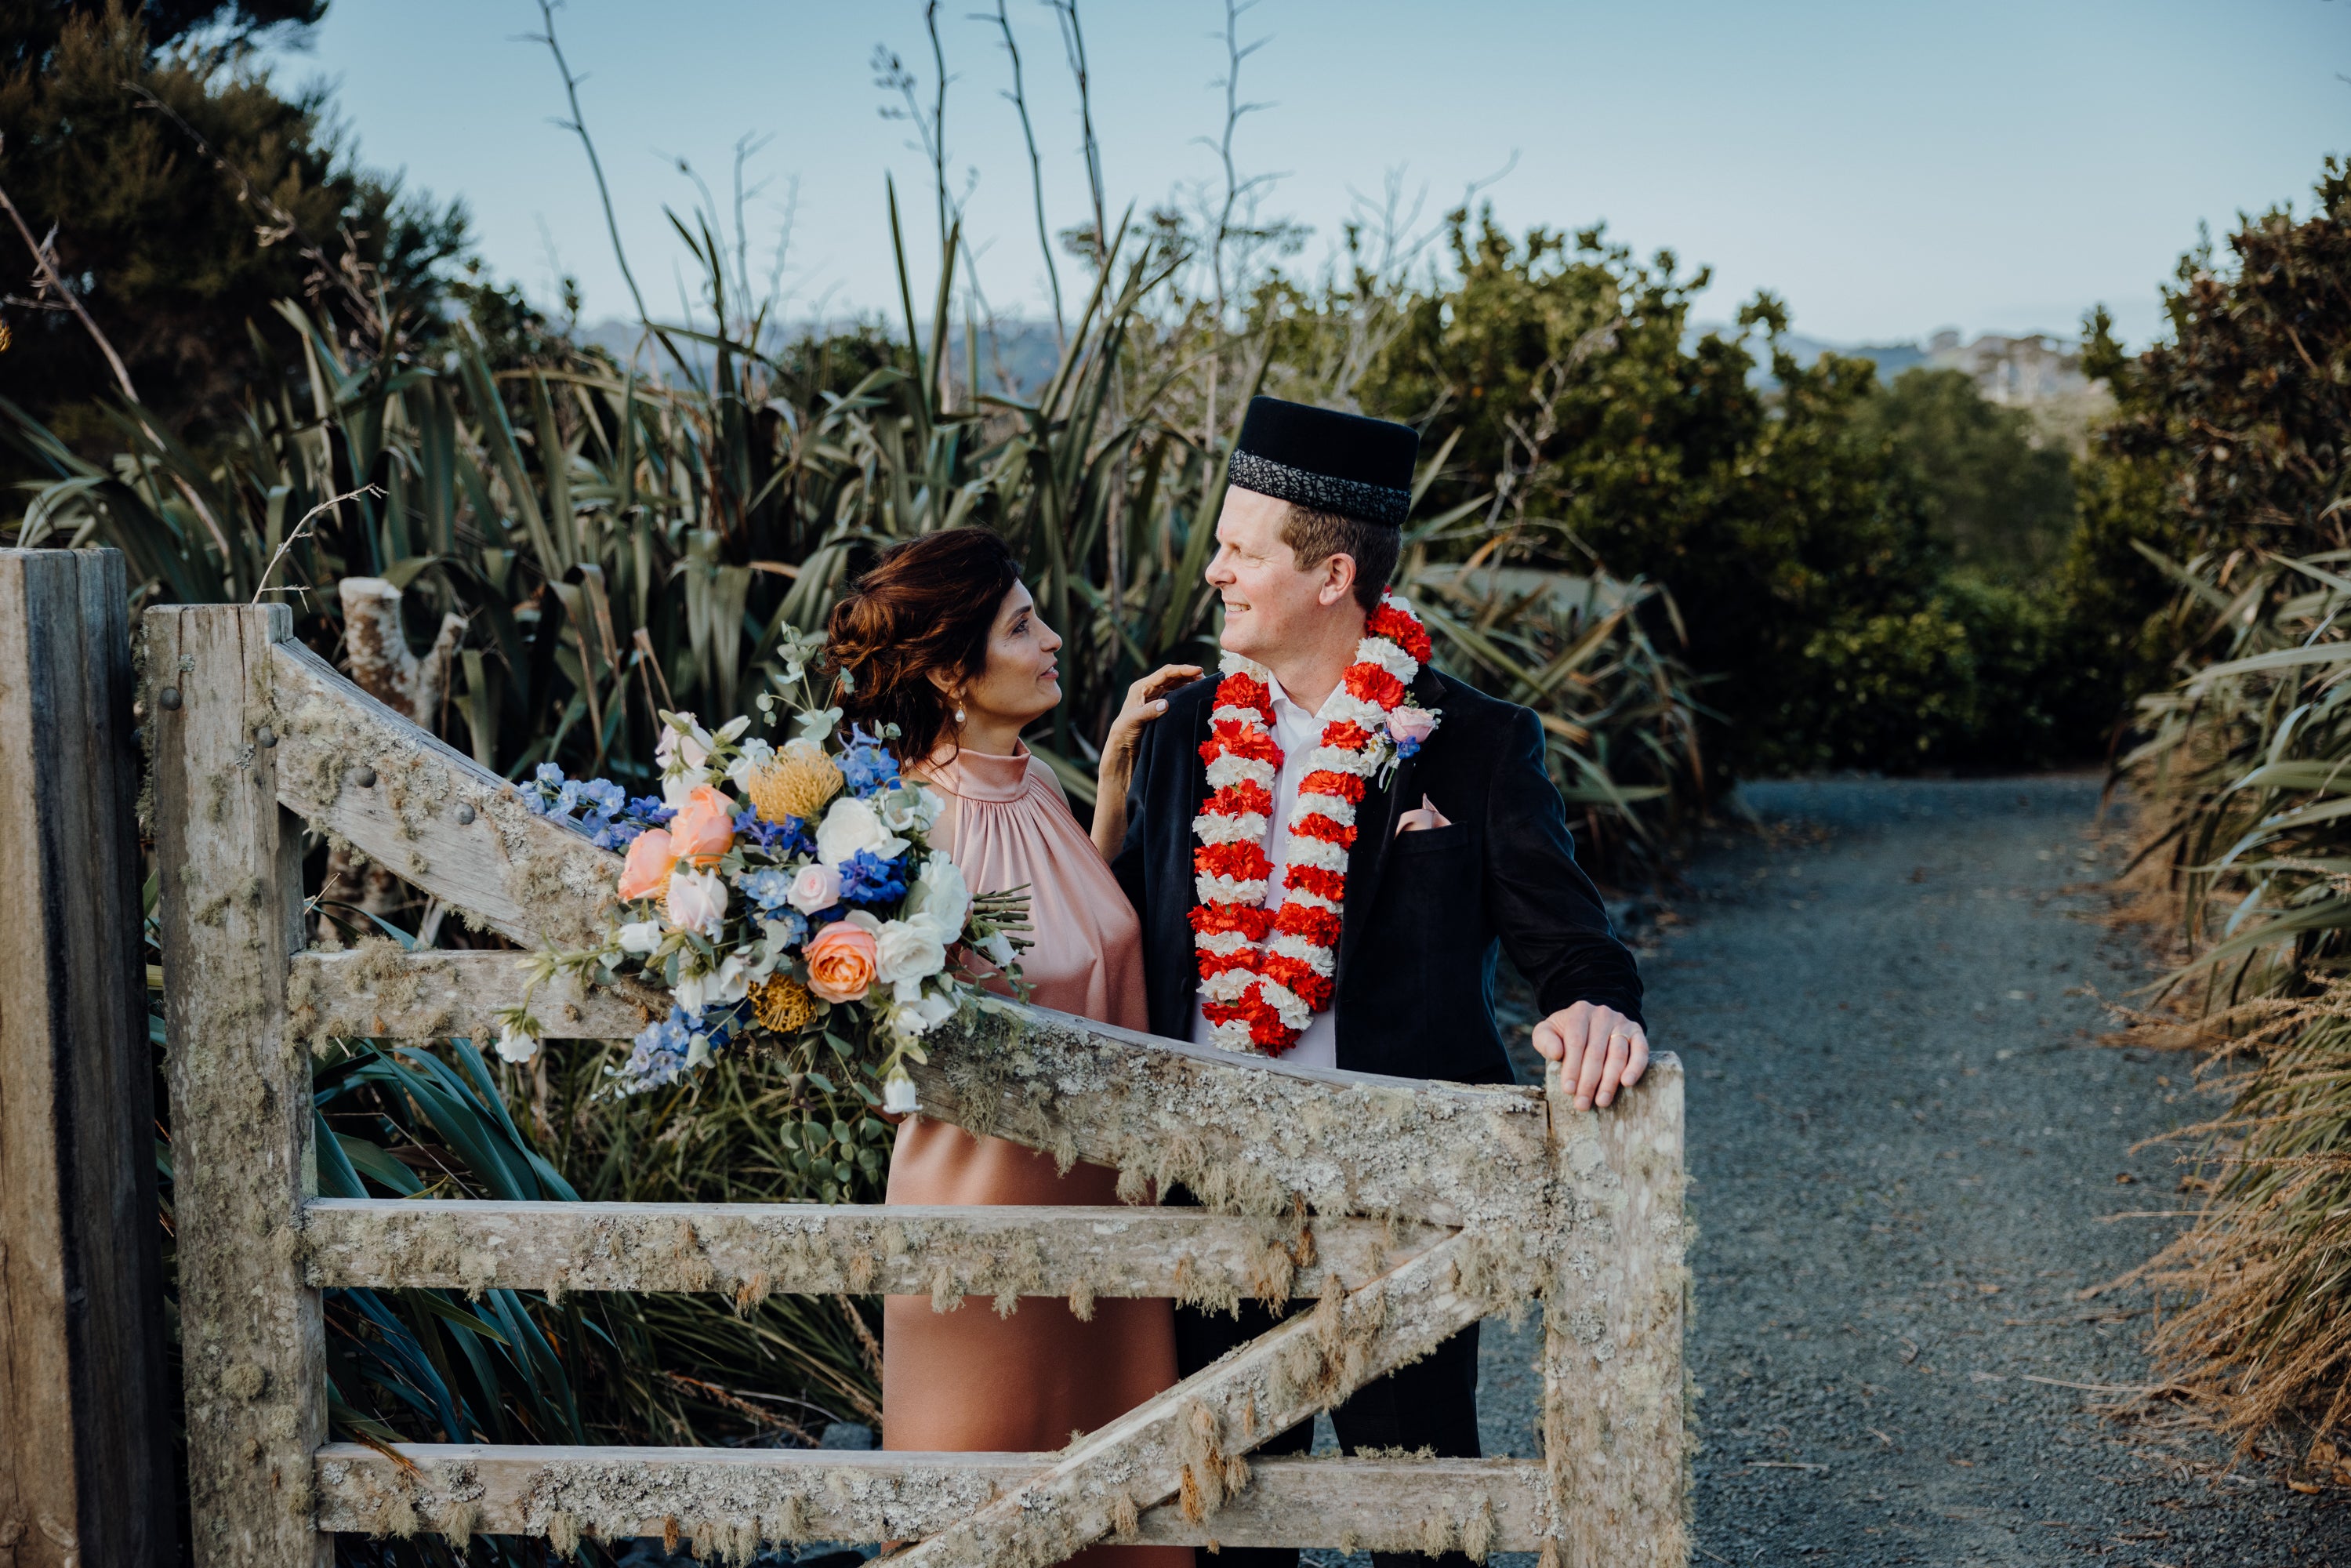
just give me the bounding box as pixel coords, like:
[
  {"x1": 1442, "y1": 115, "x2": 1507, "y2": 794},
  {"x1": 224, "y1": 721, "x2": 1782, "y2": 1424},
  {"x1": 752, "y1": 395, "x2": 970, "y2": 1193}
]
[
  {"x1": 1090, "y1": 662, "x2": 1199, "y2": 863},
  {"x1": 1101, "y1": 664, "x2": 1202, "y2": 777}
]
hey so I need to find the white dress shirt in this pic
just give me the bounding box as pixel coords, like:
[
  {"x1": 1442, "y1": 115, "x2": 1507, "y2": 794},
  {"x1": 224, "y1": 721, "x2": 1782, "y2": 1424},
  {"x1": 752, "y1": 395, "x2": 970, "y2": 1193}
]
[{"x1": 1191, "y1": 673, "x2": 1341, "y2": 1069}]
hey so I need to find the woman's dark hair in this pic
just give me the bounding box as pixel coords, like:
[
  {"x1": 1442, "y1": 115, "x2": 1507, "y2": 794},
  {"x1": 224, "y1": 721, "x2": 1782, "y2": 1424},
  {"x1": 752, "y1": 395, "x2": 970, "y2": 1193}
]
[{"x1": 825, "y1": 527, "x2": 1023, "y2": 763}]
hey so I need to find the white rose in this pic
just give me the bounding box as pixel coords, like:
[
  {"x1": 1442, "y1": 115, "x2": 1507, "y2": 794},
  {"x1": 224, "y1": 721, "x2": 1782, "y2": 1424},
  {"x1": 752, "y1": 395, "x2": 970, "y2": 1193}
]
[
  {"x1": 902, "y1": 853, "x2": 971, "y2": 938},
  {"x1": 786, "y1": 860, "x2": 842, "y2": 914},
  {"x1": 664, "y1": 867, "x2": 729, "y2": 937},
  {"x1": 882, "y1": 1066, "x2": 920, "y2": 1112},
  {"x1": 617, "y1": 920, "x2": 666, "y2": 956},
  {"x1": 978, "y1": 931, "x2": 1015, "y2": 967},
  {"x1": 495, "y1": 1022, "x2": 540, "y2": 1064},
  {"x1": 816, "y1": 795, "x2": 910, "y2": 867},
  {"x1": 874, "y1": 916, "x2": 949, "y2": 993}
]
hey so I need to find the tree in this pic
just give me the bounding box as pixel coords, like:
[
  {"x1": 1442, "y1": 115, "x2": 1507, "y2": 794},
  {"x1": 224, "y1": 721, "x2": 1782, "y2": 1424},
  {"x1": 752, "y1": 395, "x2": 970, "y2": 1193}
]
[
  {"x1": 1854, "y1": 366, "x2": 2077, "y2": 585},
  {"x1": 1355, "y1": 212, "x2": 1954, "y2": 775},
  {"x1": 0, "y1": 2, "x2": 464, "y2": 453}
]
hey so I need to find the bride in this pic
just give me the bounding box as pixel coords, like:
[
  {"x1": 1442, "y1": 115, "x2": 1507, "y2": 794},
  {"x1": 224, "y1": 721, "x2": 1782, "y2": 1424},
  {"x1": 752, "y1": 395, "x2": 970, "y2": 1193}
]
[{"x1": 824, "y1": 526, "x2": 1198, "y2": 1566}]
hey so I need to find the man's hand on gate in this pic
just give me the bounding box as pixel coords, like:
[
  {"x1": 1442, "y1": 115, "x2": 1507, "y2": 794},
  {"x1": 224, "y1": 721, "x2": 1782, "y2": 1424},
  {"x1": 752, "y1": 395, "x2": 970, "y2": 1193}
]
[{"x1": 1533, "y1": 1002, "x2": 1649, "y2": 1112}]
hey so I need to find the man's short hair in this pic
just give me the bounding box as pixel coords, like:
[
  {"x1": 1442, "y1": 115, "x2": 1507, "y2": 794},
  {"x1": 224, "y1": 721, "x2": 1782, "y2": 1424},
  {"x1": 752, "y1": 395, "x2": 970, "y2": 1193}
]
[{"x1": 1279, "y1": 503, "x2": 1400, "y2": 613}]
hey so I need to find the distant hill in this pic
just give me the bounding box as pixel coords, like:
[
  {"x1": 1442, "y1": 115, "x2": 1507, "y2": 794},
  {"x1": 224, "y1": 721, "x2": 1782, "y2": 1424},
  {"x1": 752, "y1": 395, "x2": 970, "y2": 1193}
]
[{"x1": 574, "y1": 316, "x2": 1068, "y2": 399}]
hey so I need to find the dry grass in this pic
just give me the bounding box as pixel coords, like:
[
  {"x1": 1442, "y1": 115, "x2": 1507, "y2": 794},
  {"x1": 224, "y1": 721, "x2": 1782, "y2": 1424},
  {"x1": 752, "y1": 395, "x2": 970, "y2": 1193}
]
[
  {"x1": 2109, "y1": 551, "x2": 2351, "y2": 1464},
  {"x1": 2136, "y1": 982, "x2": 2351, "y2": 1450}
]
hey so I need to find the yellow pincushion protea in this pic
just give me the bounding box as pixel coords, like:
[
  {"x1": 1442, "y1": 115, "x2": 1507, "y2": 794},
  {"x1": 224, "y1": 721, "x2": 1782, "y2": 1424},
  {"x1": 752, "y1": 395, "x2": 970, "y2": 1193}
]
[
  {"x1": 747, "y1": 739, "x2": 843, "y2": 824},
  {"x1": 751, "y1": 974, "x2": 819, "y2": 1034}
]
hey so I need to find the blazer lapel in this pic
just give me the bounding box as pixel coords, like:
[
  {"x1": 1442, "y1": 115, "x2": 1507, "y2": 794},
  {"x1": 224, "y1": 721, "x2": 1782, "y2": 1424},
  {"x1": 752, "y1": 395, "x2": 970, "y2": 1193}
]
[
  {"x1": 1333, "y1": 667, "x2": 1443, "y2": 989},
  {"x1": 1159, "y1": 684, "x2": 1217, "y2": 1035}
]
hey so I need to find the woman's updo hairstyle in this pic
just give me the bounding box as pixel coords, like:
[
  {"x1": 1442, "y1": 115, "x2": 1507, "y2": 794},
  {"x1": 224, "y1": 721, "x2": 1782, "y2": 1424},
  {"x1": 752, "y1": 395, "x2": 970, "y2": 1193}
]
[{"x1": 825, "y1": 526, "x2": 1022, "y2": 764}]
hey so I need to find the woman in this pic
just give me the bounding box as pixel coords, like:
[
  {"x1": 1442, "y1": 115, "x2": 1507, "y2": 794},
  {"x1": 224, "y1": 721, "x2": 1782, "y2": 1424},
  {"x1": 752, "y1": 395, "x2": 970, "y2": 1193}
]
[{"x1": 825, "y1": 528, "x2": 1198, "y2": 1565}]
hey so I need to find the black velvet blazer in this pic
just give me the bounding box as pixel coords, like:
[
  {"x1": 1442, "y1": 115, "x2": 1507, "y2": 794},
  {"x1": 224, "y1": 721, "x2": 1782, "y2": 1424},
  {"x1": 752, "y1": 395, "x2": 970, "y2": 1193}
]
[{"x1": 1110, "y1": 666, "x2": 1643, "y2": 1087}]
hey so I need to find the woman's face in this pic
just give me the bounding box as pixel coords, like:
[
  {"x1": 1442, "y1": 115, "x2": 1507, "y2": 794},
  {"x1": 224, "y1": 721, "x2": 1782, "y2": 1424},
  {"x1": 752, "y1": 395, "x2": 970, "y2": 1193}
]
[{"x1": 958, "y1": 579, "x2": 1063, "y2": 729}]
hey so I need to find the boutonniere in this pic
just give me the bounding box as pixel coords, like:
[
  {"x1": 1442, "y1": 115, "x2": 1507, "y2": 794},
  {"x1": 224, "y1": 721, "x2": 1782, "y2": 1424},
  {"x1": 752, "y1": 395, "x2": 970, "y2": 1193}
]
[{"x1": 1375, "y1": 701, "x2": 1442, "y2": 787}]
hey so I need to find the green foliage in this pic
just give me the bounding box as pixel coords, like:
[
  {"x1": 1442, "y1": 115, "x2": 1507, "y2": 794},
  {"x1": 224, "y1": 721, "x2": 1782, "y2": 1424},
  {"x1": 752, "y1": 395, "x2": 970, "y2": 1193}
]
[
  {"x1": 0, "y1": 5, "x2": 465, "y2": 452},
  {"x1": 1854, "y1": 367, "x2": 2077, "y2": 584},
  {"x1": 1355, "y1": 211, "x2": 1970, "y2": 777}
]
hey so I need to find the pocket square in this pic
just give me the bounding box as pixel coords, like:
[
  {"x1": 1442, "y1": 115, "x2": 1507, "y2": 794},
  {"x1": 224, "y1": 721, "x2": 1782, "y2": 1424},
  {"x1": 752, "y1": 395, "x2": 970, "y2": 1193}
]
[{"x1": 1395, "y1": 793, "x2": 1453, "y2": 835}]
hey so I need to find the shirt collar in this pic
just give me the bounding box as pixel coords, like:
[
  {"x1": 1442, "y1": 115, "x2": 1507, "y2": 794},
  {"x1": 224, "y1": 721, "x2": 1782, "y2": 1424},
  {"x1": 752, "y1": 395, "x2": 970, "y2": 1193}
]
[{"x1": 1261, "y1": 673, "x2": 1320, "y2": 736}]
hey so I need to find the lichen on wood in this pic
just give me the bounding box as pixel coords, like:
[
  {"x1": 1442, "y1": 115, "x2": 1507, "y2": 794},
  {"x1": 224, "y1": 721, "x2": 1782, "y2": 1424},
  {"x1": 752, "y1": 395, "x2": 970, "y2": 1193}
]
[
  {"x1": 903, "y1": 1004, "x2": 1556, "y2": 1233},
  {"x1": 313, "y1": 1446, "x2": 1550, "y2": 1554},
  {"x1": 150, "y1": 604, "x2": 332, "y2": 1568},
  {"x1": 266, "y1": 640, "x2": 619, "y2": 949},
  {"x1": 299, "y1": 1198, "x2": 1449, "y2": 1304}
]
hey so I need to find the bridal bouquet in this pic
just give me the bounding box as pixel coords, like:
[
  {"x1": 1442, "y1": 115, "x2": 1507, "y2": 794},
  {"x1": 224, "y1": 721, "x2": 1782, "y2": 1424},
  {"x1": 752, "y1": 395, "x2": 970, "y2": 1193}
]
[{"x1": 493, "y1": 626, "x2": 1029, "y2": 1118}]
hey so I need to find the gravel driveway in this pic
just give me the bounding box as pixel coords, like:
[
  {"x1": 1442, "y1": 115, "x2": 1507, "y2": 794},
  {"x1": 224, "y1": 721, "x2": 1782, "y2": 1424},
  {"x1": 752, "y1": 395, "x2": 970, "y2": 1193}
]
[{"x1": 1453, "y1": 775, "x2": 2351, "y2": 1567}]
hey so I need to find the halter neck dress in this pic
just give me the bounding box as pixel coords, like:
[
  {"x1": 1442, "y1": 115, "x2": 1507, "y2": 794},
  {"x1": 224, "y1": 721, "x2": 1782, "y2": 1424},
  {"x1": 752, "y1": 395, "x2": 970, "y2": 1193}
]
[{"x1": 883, "y1": 742, "x2": 1192, "y2": 1568}]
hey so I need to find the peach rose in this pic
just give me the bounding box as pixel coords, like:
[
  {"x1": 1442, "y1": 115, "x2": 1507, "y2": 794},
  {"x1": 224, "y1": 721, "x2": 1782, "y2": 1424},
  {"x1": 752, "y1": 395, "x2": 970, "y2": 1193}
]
[
  {"x1": 616, "y1": 827, "x2": 678, "y2": 902},
  {"x1": 670, "y1": 784, "x2": 737, "y2": 865},
  {"x1": 804, "y1": 920, "x2": 879, "y2": 1004}
]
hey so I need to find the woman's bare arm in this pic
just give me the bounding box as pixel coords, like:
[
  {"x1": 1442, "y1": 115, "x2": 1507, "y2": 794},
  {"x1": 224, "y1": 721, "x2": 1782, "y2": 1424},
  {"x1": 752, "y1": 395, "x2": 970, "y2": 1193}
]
[{"x1": 1090, "y1": 663, "x2": 1201, "y2": 861}]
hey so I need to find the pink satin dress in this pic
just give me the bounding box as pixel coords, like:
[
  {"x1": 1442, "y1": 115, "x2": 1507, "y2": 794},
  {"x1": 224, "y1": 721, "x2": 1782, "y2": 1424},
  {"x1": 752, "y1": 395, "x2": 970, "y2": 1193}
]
[{"x1": 883, "y1": 744, "x2": 1192, "y2": 1568}]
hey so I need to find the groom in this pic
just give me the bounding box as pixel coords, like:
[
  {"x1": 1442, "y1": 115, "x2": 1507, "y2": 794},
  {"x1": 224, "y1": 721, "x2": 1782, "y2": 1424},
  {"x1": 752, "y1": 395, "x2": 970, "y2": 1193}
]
[{"x1": 1111, "y1": 396, "x2": 1648, "y2": 1568}]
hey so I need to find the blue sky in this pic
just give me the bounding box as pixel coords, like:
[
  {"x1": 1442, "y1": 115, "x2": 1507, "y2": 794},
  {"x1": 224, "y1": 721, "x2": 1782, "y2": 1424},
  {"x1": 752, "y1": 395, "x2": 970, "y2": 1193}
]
[{"x1": 270, "y1": 0, "x2": 2348, "y2": 348}]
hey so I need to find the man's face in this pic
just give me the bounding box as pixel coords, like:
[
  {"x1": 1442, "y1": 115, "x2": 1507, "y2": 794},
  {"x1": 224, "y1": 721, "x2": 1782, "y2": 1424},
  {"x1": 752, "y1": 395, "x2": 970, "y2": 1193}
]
[{"x1": 1203, "y1": 488, "x2": 1350, "y2": 662}]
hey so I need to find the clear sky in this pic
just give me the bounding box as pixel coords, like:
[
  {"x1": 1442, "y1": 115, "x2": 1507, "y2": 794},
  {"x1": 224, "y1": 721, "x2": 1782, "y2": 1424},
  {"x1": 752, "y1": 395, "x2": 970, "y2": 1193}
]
[{"x1": 268, "y1": 0, "x2": 2349, "y2": 349}]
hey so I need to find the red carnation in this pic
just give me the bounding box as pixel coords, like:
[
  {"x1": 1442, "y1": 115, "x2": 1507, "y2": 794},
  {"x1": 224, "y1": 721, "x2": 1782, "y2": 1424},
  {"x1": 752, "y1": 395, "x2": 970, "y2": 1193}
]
[
  {"x1": 1263, "y1": 955, "x2": 1333, "y2": 1011},
  {"x1": 1192, "y1": 902, "x2": 1276, "y2": 941},
  {"x1": 1208, "y1": 719, "x2": 1283, "y2": 764},
  {"x1": 1284, "y1": 864, "x2": 1348, "y2": 902},
  {"x1": 1368, "y1": 603, "x2": 1433, "y2": 663},
  {"x1": 1322, "y1": 720, "x2": 1377, "y2": 751},
  {"x1": 1344, "y1": 664, "x2": 1407, "y2": 710},
  {"x1": 1299, "y1": 769, "x2": 1367, "y2": 803},
  {"x1": 1291, "y1": 813, "x2": 1358, "y2": 849},
  {"x1": 1217, "y1": 672, "x2": 1274, "y2": 714},
  {"x1": 1272, "y1": 903, "x2": 1344, "y2": 947},
  {"x1": 1195, "y1": 841, "x2": 1273, "y2": 881},
  {"x1": 1204, "y1": 781, "x2": 1275, "y2": 818},
  {"x1": 1197, "y1": 950, "x2": 1261, "y2": 982}
]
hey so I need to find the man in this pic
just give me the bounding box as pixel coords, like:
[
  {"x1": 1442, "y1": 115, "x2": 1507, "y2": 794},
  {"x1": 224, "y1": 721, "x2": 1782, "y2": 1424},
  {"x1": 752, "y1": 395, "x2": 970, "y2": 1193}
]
[{"x1": 1111, "y1": 395, "x2": 1648, "y2": 1568}]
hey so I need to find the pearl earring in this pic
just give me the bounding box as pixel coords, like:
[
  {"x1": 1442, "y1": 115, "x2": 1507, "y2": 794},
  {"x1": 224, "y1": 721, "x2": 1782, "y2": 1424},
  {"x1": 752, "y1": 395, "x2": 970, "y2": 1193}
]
[{"x1": 954, "y1": 704, "x2": 966, "y2": 724}]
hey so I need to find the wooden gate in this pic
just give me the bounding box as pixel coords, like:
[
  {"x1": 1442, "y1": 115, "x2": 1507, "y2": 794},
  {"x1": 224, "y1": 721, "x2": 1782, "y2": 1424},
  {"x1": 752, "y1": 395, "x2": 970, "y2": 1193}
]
[{"x1": 147, "y1": 602, "x2": 1689, "y2": 1567}]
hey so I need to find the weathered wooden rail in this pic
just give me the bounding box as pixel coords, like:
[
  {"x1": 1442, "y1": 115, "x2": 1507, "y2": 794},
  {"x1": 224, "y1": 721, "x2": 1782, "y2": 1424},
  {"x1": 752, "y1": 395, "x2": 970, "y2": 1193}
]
[{"x1": 143, "y1": 600, "x2": 1690, "y2": 1566}]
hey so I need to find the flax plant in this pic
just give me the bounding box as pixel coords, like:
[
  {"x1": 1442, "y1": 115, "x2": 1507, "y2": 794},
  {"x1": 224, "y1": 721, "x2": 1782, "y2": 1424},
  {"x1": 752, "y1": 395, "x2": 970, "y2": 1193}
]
[{"x1": 2121, "y1": 549, "x2": 2351, "y2": 1450}]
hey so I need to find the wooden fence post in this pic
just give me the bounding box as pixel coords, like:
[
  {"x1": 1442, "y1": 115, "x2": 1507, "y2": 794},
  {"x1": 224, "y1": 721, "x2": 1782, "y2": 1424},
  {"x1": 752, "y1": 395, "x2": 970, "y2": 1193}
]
[
  {"x1": 149, "y1": 603, "x2": 328, "y2": 1568},
  {"x1": 0, "y1": 549, "x2": 176, "y2": 1568},
  {"x1": 1543, "y1": 1055, "x2": 1690, "y2": 1567}
]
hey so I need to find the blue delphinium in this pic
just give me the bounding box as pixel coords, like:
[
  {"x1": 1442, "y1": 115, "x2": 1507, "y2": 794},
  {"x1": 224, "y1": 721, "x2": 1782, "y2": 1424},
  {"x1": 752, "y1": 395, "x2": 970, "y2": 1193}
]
[
  {"x1": 731, "y1": 808, "x2": 811, "y2": 858},
  {"x1": 738, "y1": 867, "x2": 796, "y2": 916},
  {"x1": 837, "y1": 848, "x2": 909, "y2": 906},
  {"x1": 615, "y1": 996, "x2": 759, "y2": 1095},
  {"x1": 616, "y1": 1011, "x2": 692, "y2": 1094},
  {"x1": 522, "y1": 764, "x2": 672, "y2": 849},
  {"x1": 839, "y1": 727, "x2": 901, "y2": 797}
]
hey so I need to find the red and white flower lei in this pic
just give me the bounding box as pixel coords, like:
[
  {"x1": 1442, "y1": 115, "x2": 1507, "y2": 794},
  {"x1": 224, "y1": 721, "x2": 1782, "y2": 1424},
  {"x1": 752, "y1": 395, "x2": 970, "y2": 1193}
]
[{"x1": 1190, "y1": 591, "x2": 1435, "y2": 1055}]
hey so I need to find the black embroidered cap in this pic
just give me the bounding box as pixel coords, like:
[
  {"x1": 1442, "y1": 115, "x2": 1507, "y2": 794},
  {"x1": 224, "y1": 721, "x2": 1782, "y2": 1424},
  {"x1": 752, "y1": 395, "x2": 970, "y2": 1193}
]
[{"x1": 1228, "y1": 396, "x2": 1418, "y2": 527}]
